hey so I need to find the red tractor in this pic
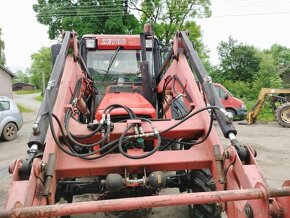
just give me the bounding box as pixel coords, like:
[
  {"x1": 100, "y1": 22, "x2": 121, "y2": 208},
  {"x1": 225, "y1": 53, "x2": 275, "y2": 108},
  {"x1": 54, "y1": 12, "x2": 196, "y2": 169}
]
[{"x1": 0, "y1": 25, "x2": 289, "y2": 218}]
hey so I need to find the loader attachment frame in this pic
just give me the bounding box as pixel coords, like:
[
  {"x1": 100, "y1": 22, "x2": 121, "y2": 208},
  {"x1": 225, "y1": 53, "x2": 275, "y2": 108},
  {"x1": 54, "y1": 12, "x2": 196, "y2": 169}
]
[{"x1": 1, "y1": 31, "x2": 290, "y2": 218}]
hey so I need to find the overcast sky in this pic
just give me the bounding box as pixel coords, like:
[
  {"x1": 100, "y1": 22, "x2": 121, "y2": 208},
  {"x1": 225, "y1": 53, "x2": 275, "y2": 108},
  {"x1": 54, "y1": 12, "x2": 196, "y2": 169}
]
[
  {"x1": 197, "y1": 0, "x2": 290, "y2": 64},
  {"x1": 0, "y1": 0, "x2": 50, "y2": 72},
  {"x1": 0, "y1": 0, "x2": 290, "y2": 72}
]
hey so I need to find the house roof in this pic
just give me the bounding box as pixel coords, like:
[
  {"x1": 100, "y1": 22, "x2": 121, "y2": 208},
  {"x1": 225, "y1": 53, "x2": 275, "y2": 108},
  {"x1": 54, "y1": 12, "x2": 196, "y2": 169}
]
[{"x1": 0, "y1": 65, "x2": 15, "y2": 77}]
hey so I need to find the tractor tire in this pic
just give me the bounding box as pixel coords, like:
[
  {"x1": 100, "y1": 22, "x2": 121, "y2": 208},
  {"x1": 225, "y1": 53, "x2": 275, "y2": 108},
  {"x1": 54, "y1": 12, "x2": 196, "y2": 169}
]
[
  {"x1": 2, "y1": 122, "x2": 17, "y2": 141},
  {"x1": 188, "y1": 169, "x2": 221, "y2": 218},
  {"x1": 275, "y1": 102, "x2": 290, "y2": 128}
]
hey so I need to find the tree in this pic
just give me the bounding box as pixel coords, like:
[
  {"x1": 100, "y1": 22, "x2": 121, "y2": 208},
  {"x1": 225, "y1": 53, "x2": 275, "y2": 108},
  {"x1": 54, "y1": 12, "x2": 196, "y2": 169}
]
[
  {"x1": 13, "y1": 70, "x2": 31, "y2": 84},
  {"x1": 0, "y1": 27, "x2": 6, "y2": 66},
  {"x1": 217, "y1": 36, "x2": 261, "y2": 83},
  {"x1": 131, "y1": 0, "x2": 211, "y2": 56},
  {"x1": 30, "y1": 47, "x2": 53, "y2": 90},
  {"x1": 33, "y1": 0, "x2": 141, "y2": 39},
  {"x1": 266, "y1": 44, "x2": 290, "y2": 75}
]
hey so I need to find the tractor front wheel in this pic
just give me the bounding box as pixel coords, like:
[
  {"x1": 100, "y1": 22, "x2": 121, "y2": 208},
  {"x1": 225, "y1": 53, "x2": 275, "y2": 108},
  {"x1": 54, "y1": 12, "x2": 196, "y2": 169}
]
[
  {"x1": 275, "y1": 102, "x2": 290, "y2": 128},
  {"x1": 188, "y1": 169, "x2": 221, "y2": 218}
]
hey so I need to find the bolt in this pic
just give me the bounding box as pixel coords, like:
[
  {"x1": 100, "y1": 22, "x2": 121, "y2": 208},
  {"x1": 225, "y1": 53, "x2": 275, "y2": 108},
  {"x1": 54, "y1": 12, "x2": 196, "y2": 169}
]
[
  {"x1": 244, "y1": 203, "x2": 253, "y2": 218},
  {"x1": 40, "y1": 162, "x2": 46, "y2": 172}
]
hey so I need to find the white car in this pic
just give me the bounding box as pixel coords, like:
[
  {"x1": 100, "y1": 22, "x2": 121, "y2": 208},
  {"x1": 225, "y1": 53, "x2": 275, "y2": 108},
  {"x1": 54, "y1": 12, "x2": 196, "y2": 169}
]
[{"x1": 0, "y1": 96, "x2": 23, "y2": 141}]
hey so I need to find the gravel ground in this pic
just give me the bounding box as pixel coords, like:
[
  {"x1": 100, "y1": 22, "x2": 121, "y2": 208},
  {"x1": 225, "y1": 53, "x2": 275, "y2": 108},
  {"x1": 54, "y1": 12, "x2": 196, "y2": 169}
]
[{"x1": 0, "y1": 95, "x2": 289, "y2": 217}]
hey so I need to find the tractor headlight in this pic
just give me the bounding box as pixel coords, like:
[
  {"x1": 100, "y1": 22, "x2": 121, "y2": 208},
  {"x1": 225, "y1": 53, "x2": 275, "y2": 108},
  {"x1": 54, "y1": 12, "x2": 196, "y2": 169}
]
[
  {"x1": 146, "y1": 39, "x2": 153, "y2": 48},
  {"x1": 85, "y1": 38, "x2": 96, "y2": 49},
  {"x1": 241, "y1": 104, "x2": 246, "y2": 110}
]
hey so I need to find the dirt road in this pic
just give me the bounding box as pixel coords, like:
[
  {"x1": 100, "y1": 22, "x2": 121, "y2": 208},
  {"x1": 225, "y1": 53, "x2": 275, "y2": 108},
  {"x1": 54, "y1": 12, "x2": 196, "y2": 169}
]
[
  {"x1": 13, "y1": 93, "x2": 41, "y2": 112},
  {"x1": 0, "y1": 99, "x2": 289, "y2": 217}
]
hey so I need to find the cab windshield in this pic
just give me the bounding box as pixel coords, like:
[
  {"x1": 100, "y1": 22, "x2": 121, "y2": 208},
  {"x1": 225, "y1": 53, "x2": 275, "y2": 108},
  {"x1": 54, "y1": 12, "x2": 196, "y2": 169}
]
[{"x1": 87, "y1": 50, "x2": 141, "y2": 83}]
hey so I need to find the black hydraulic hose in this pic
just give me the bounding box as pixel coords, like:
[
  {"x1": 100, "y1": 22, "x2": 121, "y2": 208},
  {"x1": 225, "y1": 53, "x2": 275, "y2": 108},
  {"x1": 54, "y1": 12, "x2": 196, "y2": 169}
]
[
  {"x1": 80, "y1": 138, "x2": 131, "y2": 160},
  {"x1": 118, "y1": 122, "x2": 162, "y2": 159},
  {"x1": 161, "y1": 109, "x2": 215, "y2": 147},
  {"x1": 65, "y1": 111, "x2": 104, "y2": 139},
  {"x1": 45, "y1": 90, "x2": 125, "y2": 159},
  {"x1": 159, "y1": 105, "x2": 221, "y2": 134},
  {"x1": 51, "y1": 112, "x2": 127, "y2": 159},
  {"x1": 158, "y1": 140, "x2": 175, "y2": 151},
  {"x1": 160, "y1": 138, "x2": 197, "y2": 146},
  {"x1": 174, "y1": 105, "x2": 194, "y2": 120},
  {"x1": 104, "y1": 104, "x2": 137, "y2": 119},
  {"x1": 65, "y1": 109, "x2": 111, "y2": 148},
  {"x1": 64, "y1": 104, "x2": 137, "y2": 143}
]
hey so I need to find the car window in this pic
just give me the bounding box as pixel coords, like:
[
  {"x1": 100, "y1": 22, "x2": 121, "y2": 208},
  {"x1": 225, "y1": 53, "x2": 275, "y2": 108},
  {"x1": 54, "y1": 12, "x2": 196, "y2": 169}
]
[{"x1": 0, "y1": 101, "x2": 10, "y2": 111}]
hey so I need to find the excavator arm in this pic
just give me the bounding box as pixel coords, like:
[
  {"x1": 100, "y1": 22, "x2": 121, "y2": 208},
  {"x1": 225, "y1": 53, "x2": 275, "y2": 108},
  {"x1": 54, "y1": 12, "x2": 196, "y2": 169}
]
[{"x1": 246, "y1": 88, "x2": 290, "y2": 124}]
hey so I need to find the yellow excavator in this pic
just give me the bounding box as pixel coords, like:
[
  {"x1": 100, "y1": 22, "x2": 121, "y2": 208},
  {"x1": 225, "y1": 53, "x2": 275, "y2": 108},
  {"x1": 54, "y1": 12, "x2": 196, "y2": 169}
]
[{"x1": 246, "y1": 88, "x2": 290, "y2": 127}]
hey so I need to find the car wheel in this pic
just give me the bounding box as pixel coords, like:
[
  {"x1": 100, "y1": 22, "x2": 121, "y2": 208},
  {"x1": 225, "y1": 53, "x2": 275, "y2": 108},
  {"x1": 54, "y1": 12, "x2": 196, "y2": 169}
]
[{"x1": 2, "y1": 122, "x2": 17, "y2": 141}]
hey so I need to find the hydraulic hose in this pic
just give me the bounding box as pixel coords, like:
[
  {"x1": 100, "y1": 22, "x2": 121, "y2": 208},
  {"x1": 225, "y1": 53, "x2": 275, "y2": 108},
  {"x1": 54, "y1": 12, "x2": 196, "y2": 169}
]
[
  {"x1": 65, "y1": 109, "x2": 111, "y2": 148},
  {"x1": 118, "y1": 120, "x2": 161, "y2": 159}
]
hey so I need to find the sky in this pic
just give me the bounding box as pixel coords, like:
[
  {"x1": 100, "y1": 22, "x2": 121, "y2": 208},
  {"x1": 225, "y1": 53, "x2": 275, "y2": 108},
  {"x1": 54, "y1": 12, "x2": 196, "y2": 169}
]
[
  {"x1": 197, "y1": 0, "x2": 290, "y2": 64},
  {"x1": 0, "y1": 0, "x2": 290, "y2": 72},
  {"x1": 0, "y1": 0, "x2": 50, "y2": 72}
]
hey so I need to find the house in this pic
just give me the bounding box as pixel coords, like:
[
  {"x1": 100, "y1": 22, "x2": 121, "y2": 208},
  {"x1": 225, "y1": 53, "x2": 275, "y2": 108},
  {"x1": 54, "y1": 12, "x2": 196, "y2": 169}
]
[
  {"x1": 12, "y1": 82, "x2": 35, "y2": 91},
  {"x1": 0, "y1": 65, "x2": 14, "y2": 98}
]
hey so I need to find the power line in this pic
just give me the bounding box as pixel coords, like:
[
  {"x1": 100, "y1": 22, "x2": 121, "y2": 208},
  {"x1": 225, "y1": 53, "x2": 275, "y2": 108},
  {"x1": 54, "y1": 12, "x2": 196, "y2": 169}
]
[{"x1": 36, "y1": 9, "x2": 290, "y2": 19}]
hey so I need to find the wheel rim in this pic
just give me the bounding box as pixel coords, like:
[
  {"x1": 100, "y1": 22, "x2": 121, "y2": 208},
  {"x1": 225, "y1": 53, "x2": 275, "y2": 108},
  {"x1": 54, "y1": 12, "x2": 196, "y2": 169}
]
[
  {"x1": 6, "y1": 125, "x2": 16, "y2": 138},
  {"x1": 281, "y1": 107, "x2": 290, "y2": 124}
]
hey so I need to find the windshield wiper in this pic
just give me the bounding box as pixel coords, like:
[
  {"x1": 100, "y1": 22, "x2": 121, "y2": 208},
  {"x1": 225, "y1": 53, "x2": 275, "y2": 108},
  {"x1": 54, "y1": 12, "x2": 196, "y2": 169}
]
[{"x1": 102, "y1": 46, "x2": 121, "y2": 82}]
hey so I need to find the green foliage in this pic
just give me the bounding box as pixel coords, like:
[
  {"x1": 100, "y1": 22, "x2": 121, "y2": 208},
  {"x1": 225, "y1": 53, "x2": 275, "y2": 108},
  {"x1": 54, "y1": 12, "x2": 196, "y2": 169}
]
[
  {"x1": 252, "y1": 52, "x2": 282, "y2": 91},
  {"x1": 17, "y1": 104, "x2": 34, "y2": 113},
  {"x1": 209, "y1": 38, "x2": 288, "y2": 122},
  {"x1": 35, "y1": 95, "x2": 43, "y2": 102},
  {"x1": 30, "y1": 47, "x2": 53, "y2": 90},
  {"x1": 246, "y1": 101, "x2": 275, "y2": 122},
  {"x1": 217, "y1": 36, "x2": 261, "y2": 83},
  {"x1": 0, "y1": 27, "x2": 6, "y2": 66},
  {"x1": 13, "y1": 70, "x2": 31, "y2": 83},
  {"x1": 33, "y1": 0, "x2": 141, "y2": 39},
  {"x1": 14, "y1": 90, "x2": 40, "y2": 95},
  {"x1": 138, "y1": 0, "x2": 211, "y2": 57},
  {"x1": 267, "y1": 44, "x2": 290, "y2": 74}
]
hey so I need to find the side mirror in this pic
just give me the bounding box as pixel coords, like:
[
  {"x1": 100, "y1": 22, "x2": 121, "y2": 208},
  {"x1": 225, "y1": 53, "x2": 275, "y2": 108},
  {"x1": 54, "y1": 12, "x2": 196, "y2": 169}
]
[{"x1": 224, "y1": 93, "x2": 229, "y2": 100}]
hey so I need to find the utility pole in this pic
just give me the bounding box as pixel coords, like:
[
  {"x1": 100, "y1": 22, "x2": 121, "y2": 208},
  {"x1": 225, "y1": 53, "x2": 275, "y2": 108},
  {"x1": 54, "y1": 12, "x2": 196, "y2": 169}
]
[{"x1": 42, "y1": 70, "x2": 45, "y2": 96}]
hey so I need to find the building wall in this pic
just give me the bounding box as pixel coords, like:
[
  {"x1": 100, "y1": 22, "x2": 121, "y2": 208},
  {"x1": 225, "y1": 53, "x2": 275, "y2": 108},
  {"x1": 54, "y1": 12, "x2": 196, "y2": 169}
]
[
  {"x1": 0, "y1": 68, "x2": 13, "y2": 98},
  {"x1": 22, "y1": 85, "x2": 34, "y2": 91}
]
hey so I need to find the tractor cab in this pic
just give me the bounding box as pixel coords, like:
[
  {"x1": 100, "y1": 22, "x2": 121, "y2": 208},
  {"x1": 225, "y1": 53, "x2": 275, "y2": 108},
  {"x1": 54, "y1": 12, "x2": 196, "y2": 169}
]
[{"x1": 80, "y1": 29, "x2": 161, "y2": 121}]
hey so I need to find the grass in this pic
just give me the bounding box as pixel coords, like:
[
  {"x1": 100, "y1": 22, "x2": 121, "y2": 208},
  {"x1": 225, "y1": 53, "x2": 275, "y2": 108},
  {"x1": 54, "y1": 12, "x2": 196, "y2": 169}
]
[
  {"x1": 17, "y1": 104, "x2": 33, "y2": 112},
  {"x1": 246, "y1": 100, "x2": 275, "y2": 122},
  {"x1": 35, "y1": 95, "x2": 43, "y2": 102},
  {"x1": 14, "y1": 90, "x2": 41, "y2": 95}
]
